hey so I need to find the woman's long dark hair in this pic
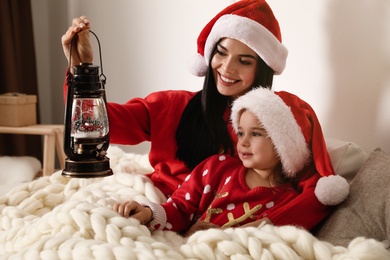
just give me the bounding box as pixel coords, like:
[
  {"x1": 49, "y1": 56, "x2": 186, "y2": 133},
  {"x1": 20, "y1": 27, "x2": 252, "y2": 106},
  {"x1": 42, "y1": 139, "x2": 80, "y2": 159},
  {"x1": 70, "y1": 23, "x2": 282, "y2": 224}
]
[{"x1": 176, "y1": 42, "x2": 275, "y2": 169}]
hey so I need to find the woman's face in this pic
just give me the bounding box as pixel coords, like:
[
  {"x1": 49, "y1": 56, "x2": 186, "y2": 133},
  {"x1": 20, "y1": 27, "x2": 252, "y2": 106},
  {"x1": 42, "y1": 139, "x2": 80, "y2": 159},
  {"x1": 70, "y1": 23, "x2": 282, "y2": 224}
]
[{"x1": 211, "y1": 38, "x2": 258, "y2": 99}]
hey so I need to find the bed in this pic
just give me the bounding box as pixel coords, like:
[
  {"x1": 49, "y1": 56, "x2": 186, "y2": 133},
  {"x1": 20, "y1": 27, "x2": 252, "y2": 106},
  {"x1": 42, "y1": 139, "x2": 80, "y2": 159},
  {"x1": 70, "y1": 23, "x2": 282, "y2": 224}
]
[{"x1": 0, "y1": 140, "x2": 389, "y2": 259}]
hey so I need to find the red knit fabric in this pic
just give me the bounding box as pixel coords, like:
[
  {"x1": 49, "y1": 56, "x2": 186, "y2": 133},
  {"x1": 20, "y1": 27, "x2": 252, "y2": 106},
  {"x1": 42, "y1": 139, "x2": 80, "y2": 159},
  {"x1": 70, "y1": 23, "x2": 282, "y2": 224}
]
[{"x1": 276, "y1": 91, "x2": 335, "y2": 179}]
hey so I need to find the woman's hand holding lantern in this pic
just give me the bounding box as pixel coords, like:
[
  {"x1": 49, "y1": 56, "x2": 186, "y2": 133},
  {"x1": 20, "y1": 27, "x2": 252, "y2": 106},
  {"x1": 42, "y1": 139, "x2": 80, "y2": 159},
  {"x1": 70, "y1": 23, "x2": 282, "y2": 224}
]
[{"x1": 61, "y1": 16, "x2": 93, "y2": 69}]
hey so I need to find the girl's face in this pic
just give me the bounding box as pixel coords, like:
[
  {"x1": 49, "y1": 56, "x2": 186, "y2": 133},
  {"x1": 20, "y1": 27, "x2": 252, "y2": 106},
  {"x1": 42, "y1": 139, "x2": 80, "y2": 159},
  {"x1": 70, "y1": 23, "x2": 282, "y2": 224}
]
[
  {"x1": 236, "y1": 110, "x2": 280, "y2": 172},
  {"x1": 211, "y1": 38, "x2": 258, "y2": 99}
]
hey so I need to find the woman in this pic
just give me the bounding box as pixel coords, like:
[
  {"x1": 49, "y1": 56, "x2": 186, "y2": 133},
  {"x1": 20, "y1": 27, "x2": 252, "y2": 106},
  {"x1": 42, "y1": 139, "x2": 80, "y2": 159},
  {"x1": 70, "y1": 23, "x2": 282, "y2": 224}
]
[{"x1": 61, "y1": 0, "x2": 333, "y2": 231}]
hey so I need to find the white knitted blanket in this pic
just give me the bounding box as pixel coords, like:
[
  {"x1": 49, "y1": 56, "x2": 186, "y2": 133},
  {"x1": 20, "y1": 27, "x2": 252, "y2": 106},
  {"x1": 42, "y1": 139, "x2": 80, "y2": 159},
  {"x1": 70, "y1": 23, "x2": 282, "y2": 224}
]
[{"x1": 0, "y1": 146, "x2": 388, "y2": 260}]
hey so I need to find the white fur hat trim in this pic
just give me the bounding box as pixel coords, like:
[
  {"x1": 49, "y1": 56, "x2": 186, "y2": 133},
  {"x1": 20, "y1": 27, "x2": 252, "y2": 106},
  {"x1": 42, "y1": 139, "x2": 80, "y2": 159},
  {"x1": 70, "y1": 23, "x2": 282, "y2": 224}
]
[{"x1": 205, "y1": 15, "x2": 287, "y2": 75}]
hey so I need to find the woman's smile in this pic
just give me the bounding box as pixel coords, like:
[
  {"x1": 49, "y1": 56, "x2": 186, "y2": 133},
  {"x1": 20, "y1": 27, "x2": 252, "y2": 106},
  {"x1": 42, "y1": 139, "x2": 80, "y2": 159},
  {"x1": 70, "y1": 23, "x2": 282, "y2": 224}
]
[{"x1": 219, "y1": 73, "x2": 238, "y2": 84}]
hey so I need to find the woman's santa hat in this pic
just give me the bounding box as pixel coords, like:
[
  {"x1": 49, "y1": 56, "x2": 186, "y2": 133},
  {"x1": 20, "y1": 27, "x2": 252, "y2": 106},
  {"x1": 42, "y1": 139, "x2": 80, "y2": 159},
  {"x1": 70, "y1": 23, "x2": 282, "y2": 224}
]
[
  {"x1": 231, "y1": 88, "x2": 349, "y2": 206},
  {"x1": 189, "y1": 0, "x2": 288, "y2": 77}
]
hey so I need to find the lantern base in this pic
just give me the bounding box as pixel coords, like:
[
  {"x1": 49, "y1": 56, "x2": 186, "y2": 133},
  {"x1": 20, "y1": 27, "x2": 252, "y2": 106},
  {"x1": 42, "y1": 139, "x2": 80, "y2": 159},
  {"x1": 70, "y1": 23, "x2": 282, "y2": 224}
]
[{"x1": 62, "y1": 157, "x2": 113, "y2": 178}]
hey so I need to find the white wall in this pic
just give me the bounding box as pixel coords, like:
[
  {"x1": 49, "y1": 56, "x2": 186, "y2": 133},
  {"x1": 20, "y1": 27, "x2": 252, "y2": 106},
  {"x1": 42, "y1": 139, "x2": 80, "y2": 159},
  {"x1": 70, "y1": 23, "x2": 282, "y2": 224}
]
[
  {"x1": 268, "y1": 0, "x2": 390, "y2": 155},
  {"x1": 32, "y1": 0, "x2": 390, "y2": 155},
  {"x1": 31, "y1": 0, "x2": 70, "y2": 128}
]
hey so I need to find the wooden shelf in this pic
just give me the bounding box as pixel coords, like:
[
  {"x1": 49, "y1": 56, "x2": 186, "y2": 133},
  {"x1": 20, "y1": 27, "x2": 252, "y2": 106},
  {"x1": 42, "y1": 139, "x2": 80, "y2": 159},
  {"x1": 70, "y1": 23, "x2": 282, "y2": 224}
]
[{"x1": 0, "y1": 124, "x2": 66, "y2": 176}]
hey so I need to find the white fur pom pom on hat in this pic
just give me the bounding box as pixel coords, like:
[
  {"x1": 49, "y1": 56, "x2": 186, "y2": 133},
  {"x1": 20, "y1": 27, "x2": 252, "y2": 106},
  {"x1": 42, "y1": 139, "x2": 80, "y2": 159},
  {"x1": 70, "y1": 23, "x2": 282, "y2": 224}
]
[
  {"x1": 315, "y1": 175, "x2": 350, "y2": 205},
  {"x1": 187, "y1": 53, "x2": 208, "y2": 77}
]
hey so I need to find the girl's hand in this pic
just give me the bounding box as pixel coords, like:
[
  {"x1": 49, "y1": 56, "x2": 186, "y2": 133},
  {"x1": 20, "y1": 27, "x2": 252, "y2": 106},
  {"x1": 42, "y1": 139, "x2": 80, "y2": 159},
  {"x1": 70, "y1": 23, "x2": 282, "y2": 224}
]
[
  {"x1": 61, "y1": 16, "x2": 93, "y2": 68},
  {"x1": 113, "y1": 200, "x2": 153, "y2": 225}
]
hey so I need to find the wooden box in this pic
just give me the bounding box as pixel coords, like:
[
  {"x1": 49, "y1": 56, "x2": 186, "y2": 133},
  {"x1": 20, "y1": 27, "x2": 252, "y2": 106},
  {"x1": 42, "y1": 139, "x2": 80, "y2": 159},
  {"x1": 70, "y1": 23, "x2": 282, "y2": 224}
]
[{"x1": 0, "y1": 93, "x2": 37, "y2": 127}]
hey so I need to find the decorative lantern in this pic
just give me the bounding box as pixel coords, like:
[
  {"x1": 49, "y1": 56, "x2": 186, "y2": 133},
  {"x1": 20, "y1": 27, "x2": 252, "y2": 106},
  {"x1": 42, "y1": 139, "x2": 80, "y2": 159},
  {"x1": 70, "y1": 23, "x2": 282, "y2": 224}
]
[{"x1": 62, "y1": 30, "x2": 113, "y2": 178}]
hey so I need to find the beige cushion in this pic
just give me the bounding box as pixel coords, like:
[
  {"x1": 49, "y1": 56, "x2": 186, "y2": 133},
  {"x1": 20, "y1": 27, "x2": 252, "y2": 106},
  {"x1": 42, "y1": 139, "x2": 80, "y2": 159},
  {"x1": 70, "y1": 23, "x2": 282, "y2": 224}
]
[
  {"x1": 316, "y1": 148, "x2": 390, "y2": 248},
  {"x1": 326, "y1": 137, "x2": 368, "y2": 182}
]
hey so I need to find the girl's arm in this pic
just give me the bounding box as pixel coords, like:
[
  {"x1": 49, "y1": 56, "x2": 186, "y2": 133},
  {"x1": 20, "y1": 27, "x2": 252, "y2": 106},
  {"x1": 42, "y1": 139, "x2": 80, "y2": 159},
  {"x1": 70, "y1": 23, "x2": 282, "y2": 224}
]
[
  {"x1": 146, "y1": 155, "x2": 222, "y2": 232},
  {"x1": 263, "y1": 169, "x2": 333, "y2": 231}
]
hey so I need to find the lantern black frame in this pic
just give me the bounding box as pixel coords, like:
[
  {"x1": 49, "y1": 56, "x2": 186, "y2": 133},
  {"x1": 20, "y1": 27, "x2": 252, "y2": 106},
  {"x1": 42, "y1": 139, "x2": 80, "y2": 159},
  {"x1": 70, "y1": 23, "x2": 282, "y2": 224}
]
[{"x1": 62, "y1": 30, "x2": 113, "y2": 178}]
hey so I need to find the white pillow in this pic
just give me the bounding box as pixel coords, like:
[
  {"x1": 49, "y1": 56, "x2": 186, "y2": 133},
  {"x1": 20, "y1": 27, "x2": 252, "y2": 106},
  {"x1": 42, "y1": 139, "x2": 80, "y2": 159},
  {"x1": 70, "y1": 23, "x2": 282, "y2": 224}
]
[
  {"x1": 0, "y1": 156, "x2": 41, "y2": 195},
  {"x1": 325, "y1": 137, "x2": 368, "y2": 183}
]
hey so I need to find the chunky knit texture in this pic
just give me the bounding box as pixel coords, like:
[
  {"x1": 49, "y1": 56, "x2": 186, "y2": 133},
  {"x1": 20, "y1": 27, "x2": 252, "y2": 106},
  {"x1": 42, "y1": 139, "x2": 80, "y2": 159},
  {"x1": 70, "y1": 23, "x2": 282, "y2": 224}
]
[{"x1": 0, "y1": 146, "x2": 388, "y2": 259}]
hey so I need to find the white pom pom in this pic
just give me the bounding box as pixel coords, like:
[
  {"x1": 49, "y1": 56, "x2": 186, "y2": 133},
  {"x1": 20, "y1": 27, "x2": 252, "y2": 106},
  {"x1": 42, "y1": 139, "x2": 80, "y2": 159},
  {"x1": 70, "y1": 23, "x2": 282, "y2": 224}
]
[
  {"x1": 187, "y1": 53, "x2": 208, "y2": 77},
  {"x1": 314, "y1": 175, "x2": 350, "y2": 205}
]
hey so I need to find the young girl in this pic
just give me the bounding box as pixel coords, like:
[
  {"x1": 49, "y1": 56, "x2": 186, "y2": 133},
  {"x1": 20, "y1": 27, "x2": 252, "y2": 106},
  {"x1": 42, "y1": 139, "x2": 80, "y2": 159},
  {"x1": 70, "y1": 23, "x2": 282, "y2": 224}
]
[
  {"x1": 112, "y1": 88, "x2": 349, "y2": 234},
  {"x1": 62, "y1": 0, "x2": 339, "y2": 230}
]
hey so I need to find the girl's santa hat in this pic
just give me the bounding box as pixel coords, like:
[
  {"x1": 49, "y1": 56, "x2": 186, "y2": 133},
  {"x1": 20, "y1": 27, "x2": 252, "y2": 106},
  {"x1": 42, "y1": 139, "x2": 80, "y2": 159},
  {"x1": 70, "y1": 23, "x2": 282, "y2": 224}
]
[
  {"x1": 231, "y1": 88, "x2": 349, "y2": 206},
  {"x1": 189, "y1": 0, "x2": 288, "y2": 77}
]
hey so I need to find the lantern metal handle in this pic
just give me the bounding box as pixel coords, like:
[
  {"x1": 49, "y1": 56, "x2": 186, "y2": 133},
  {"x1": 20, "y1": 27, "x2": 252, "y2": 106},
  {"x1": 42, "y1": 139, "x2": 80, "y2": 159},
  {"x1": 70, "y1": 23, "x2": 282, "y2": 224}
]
[{"x1": 68, "y1": 30, "x2": 106, "y2": 84}]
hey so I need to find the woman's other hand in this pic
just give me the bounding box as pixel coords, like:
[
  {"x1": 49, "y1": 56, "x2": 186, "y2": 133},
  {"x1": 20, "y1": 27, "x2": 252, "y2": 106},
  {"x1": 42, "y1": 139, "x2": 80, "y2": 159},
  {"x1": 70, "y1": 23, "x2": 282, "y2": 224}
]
[
  {"x1": 61, "y1": 16, "x2": 93, "y2": 68},
  {"x1": 184, "y1": 220, "x2": 220, "y2": 237},
  {"x1": 240, "y1": 217, "x2": 273, "y2": 228}
]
